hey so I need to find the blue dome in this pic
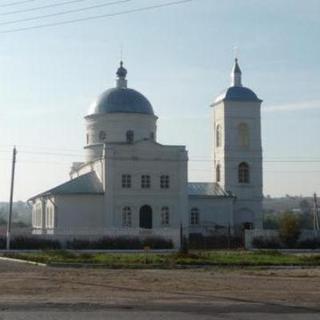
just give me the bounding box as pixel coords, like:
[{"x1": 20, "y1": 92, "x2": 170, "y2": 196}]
[
  {"x1": 214, "y1": 86, "x2": 261, "y2": 104},
  {"x1": 88, "y1": 87, "x2": 154, "y2": 116}
]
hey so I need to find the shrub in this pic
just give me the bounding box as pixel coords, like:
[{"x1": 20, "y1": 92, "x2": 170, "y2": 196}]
[
  {"x1": 66, "y1": 239, "x2": 92, "y2": 250},
  {"x1": 66, "y1": 236, "x2": 173, "y2": 250},
  {"x1": 252, "y1": 236, "x2": 281, "y2": 249},
  {"x1": 298, "y1": 238, "x2": 320, "y2": 249},
  {"x1": 0, "y1": 236, "x2": 6, "y2": 249},
  {"x1": 188, "y1": 233, "x2": 243, "y2": 249},
  {"x1": 279, "y1": 212, "x2": 301, "y2": 248},
  {"x1": 10, "y1": 236, "x2": 61, "y2": 250},
  {"x1": 143, "y1": 236, "x2": 173, "y2": 249}
]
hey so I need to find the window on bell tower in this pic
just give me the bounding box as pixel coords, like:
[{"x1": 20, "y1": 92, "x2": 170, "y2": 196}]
[
  {"x1": 238, "y1": 162, "x2": 250, "y2": 183},
  {"x1": 216, "y1": 124, "x2": 222, "y2": 147},
  {"x1": 216, "y1": 164, "x2": 221, "y2": 182},
  {"x1": 238, "y1": 123, "x2": 249, "y2": 147}
]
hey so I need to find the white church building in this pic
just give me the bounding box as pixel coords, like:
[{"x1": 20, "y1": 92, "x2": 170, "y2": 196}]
[{"x1": 30, "y1": 59, "x2": 263, "y2": 245}]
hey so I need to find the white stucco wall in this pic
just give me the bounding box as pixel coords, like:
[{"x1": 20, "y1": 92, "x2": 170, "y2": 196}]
[
  {"x1": 53, "y1": 195, "x2": 104, "y2": 232},
  {"x1": 188, "y1": 196, "x2": 234, "y2": 234},
  {"x1": 69, "y1": 158, "x2": 104, "y2": 184},
  {"x1": 84, "y1": 113, "x2": 157, "y2": 162},
  {"x1": 103, "y1": 140, "x2": 189, "y2": 230},
  {"x1": 213, "y1": 99, "x2": 263, "y2": 228}
]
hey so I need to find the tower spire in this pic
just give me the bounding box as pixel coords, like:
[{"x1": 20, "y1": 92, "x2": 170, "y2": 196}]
[
  {"x1": 231, "y1": 58, "x2": 242, "y2": 87},
  {"x1": 116, "y1": 60, "x2": 127, "y2": 88}
]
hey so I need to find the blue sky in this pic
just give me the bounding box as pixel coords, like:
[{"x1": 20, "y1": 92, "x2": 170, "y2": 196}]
[{"x1": 0, "y1": 0, "x2": 319, "y2": 201}]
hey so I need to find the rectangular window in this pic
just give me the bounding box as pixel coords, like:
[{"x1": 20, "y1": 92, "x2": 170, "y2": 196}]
[
  {"x1": 161, "y1": 207, "x2": 170, "y2": 226},
  {"x1": 122, "y1": 207, "x2": 132, "y2": 227},
  {"x1": 122, "y1": 174, "x2": 131, "y2": 188},
  {"x1": 141, "y1": 175, "x2": 151, "y2": 188},
  {"x1": 190, "y1": 208, "x2": 199, "y2": 225},
  {"x1": 160, "y1": 175, "x2": 170, "y2": 189}
]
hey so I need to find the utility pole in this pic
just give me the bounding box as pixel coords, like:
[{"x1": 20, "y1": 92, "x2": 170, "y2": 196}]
[
  {"x1": 6, "y1": 146, "x2": 17, "y2": 251},
  {"x1": 313, "y1": 193, "x2": 319, "y2": 232}
]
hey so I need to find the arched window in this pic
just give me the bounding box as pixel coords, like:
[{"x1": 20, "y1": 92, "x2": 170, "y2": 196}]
[
  {"x1": 216, "y1": 164, "x2": 221, "y2": 182},
  {"x1": 238, "y1": 162, "x2": 250, "y2": 183},
  {"x1": 216, "y1": 124, "x2": 222, "y2": 147},
  {"x1": 122, "y1": 207, "x2": 132, "y2": 227},
  {"x1": 238, "y1": 123, "x2": 249, "y2": 147},
  {"x1": 86, "y1": 134, "x2": 89, "y2": 145},
  {"x1": 99, "y1": 130, "x2": 106, "y2": 141},
  {"x1": 161, "y1": 207, "x2": 170, "y2": 226},
  {"x1": 46, "y1": 206, "x2": 54, "y2": 229},
  {"x1": 34, "y1": 203, "x2": 42, "y2": 228},
  {"x1": 126, "y1": 130, "x2": 134, "y2": 143},
  {"x1": 190, "y1": 208, "x2": 199, "y2": 225}
]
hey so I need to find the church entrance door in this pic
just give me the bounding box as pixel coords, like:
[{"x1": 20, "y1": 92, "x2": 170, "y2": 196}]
[{"x1": 139, "y1": 205, "x2": 152, "y2": 229}]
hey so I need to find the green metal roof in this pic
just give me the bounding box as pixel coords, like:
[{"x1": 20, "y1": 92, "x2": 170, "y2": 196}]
[
  {"x1": 29, "y1": 172, "x2": 104, "y2": 201},
  {"x1": 188, "y1": 183, "x2": 233, "y2": 197}
]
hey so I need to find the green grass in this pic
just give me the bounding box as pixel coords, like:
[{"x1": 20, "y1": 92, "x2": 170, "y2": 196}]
[{"x1": 3, "y1": 250, "x2": 320, "y2": 268}]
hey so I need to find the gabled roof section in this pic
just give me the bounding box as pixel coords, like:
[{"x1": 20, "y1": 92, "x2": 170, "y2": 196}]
[
  {"x1": 188, "y1": 182, "x2": 233, "y2": 198},
  {"x1": 29, "y1": 171, "x2": 104, "y2": 201}
]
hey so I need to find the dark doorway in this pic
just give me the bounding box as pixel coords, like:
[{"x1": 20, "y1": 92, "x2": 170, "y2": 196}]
[{"x1": 139, "y1": 205, "x2": 152, "y2": 229}]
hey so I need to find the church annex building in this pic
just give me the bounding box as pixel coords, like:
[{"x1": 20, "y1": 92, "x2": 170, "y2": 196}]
[{"x1": 29, "y1": 59, "x2": 263, "y2": 246}]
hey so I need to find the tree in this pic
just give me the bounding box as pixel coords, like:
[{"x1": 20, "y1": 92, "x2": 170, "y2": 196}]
[
  {"x1": 263, "y1": 214, "x2": 279, "y2": 230},
  {"x1": 279, "y1": 212, "x2": 301, "y2": 248},
  {"x1": 299, "y1": 199, "x2": 311, "y2": 215}
]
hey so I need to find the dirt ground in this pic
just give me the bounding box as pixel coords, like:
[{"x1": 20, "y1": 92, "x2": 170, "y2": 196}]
[{"x1": 0, "y1": 259, "x2": 319, "y2": 311}]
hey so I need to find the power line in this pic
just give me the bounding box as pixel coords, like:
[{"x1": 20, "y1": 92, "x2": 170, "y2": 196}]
[
  {"x1": 0, "y1": 0, "x2": 194, "y2": 34},
  {"x1": 0, "y1": 0, "x2": 39, "y2": 8},
  {"x1": 0, "y1": 0, "x2": 92, "y2": 15},
  {"x1": 0, "y1": 144, "x2": 83, "y2": 153},
  {"x1": 3, "y1": 144, "x2": 320, "y2": 160},
  {"x1": 0, "y1": 0, "x2": 133, "y2": 26},
  {"x1": 3, "y1": 148, "x2": 320, "y2": 163}
]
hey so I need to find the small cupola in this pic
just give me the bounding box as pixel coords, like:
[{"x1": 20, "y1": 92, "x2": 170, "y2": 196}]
[
  {"x1": 231, "y1": 58, "x2": 242, "y2": 87},
  {"x1": 116, "y1": 61, "x2": 128, "y2": 88}
]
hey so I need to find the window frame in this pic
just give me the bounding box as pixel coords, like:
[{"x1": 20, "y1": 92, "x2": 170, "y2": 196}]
[
  {"x1": 216, "y1": 164, "x2": 221, "y2": 182},
  {"x1": 161, "y1": 206, "x2": 170, "y2": 226},
  {"x1": 216, "y1": 124, "x2": 222, "y2": 147},
  {"x1": 122, "y1": 206, "x2": 132, "y2": 227},
  {"x1": 126, "y1": 130, "x2": 134, "y2": 143},
  {"x1": 121, "y1": 174, "x2": 132, "y2": 188},
  {"x1": 238, "y1": 123, "x2": 249, "y2": 148},
  {"x1": 238, "y1": 162, "x2": 250, "y2": 183},
  {"x1": 190, "y1": 208, "x2": 200, "y2": 225},
  {"x1": 141, "y1": 175, "x2": 151, "y2": 189},
  {"x1": 99, "y1": 130, "x2": 106, "y2": 141},
  {"x1": 160, "y1": 175, "x2": 170, "y2": 189}
]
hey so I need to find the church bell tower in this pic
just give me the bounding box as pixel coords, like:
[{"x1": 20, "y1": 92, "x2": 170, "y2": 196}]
[{"x1": 211, "y1": 59, "x2": 263, "y2": 229}]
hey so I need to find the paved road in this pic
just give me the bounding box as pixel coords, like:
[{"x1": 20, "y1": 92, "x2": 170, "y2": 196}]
[
  {"x1": 0, "y1": 311, "x2": 319, "y2": 320},
  {"x1": 0, "y1": 258, "x2": 319, "y2": 319},
  {"x1": 0, "y1": 303, "x2": 319, "y2": 320}
]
